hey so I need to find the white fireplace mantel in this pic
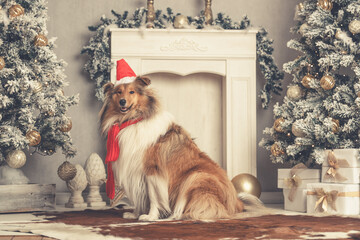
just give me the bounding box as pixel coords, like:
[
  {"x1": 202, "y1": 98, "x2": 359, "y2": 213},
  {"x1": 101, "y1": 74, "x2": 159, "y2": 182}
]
[{"x1": 110, "y1": 28, "x2": 258, "y2": 178}]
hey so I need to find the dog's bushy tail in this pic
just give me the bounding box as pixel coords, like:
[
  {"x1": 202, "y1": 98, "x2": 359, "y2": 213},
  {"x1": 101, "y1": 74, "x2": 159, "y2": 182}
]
[{"x1": 233, "y1": 192, "x2": 273, "y2": 218}]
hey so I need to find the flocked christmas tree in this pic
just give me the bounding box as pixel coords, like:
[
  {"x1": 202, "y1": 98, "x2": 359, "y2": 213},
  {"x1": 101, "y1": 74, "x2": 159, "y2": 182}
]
[
  {"x1": 260, "y1": 0, "x2": 360, "y2": 166},
  {"x1": 0, "y1": 0, "x2": 78, "y2": 171}
]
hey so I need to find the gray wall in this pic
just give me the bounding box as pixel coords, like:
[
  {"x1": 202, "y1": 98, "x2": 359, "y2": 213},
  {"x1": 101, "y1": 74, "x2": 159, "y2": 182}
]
[{"x1": 22, "y1": 0, "x2": 302, "y2": 193}]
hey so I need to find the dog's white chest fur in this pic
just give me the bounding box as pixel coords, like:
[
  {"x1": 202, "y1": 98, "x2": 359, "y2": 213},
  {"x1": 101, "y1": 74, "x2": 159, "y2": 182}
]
[{"x1": 111, "y1": 111, "x2": 174, "y2": 214}]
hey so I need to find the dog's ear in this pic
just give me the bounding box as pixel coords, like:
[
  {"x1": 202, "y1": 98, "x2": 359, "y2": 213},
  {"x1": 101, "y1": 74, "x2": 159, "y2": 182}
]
[
  {"x1": 103, "y1": 82, "x2": 114, "y2": 96},
  {"x1": 135, "y1": 76, "x2": 151, "y2": 87}
]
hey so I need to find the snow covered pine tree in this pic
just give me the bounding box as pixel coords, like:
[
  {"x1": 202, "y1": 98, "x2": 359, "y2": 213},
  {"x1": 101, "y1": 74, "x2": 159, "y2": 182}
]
[
  {"x1": 0, "y1": 0, "x2": 78, "y2": 171},
  {"x1": 260, "y1": 0, "x2": 360, "y2": 166}
]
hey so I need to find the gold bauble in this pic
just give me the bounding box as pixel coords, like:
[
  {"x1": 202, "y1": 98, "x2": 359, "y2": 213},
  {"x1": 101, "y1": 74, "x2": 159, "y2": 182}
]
[
  {"x1": 271, "y1": 143, "x2": 285, "y2": 157},
  {"x1": 292, "y1": 124, "x2": 306, "y2": 137},
  {"x1": 8, "y1": 4, "x2": 24, "y2": 18},
  {"x1": 231, "y1": 173, "x2": 261, "y2": 198},
  {"x1": 32, "y1": 81, "x2": 43, "y2": 93},
  {"x1": 349, "y1": 19, "x2": 360, "y2": 35},
  {"x1": 5, "y1": 150, "x2": 26, "y2": 169},
  {"x1": 0, "y1": 56, "x2": 4, "y2": 70},
  {"x1": 320, "y1": 74, "x2": 335, "y2": 90},
  {"x1": 59, "y1": 118, "x2": 72, "y2": 132},
  {"x1": 331, "y1": 118, "x2": 340, "y2": 133},
  {"x1": 174, "y1": 15, "x2": 189, "y2": 29},
  {"x1": 301, "y1": 74, "x2": 314, "y2": 89},
  {"x1": 273, "y1": 118, "x2": 285, "y2": 133},
  {"x1": 26, "y1": 130, "x2": 41, "y2": 146},
  {"x1": 317, "y1": 0, "x2": 333, "y2": 11},
  {"x1": 57, "y1": 161, "x2": 77, "y2": 181},
  {"x1": 287, "y1": 85, "x2": 303, "y2": 101},
  {"x1": 298, "y1": 2, "x2": 304, "y2": 11},
  {"x1": 34, "y1": 34, "x2": 48, "y2": 47}
]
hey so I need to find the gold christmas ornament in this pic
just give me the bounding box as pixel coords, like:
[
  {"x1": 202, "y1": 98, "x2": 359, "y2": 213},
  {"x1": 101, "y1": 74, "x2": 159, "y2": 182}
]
[
  {"x1": 287, "y1": 85, "x2": 303, "y2": 101},
  {"x1": 349, "y1": 19, "x2": 360, "y2": 35},
  {"x1": 320, "y1": 74, "x2": 335, "y2": 90},
  {"x1": 317, "y1": 0, "x2": 333, "y2": 11},
  {"x1": 298, "y1": 2, "x2": 304, "y2": 11},
  {"x1": 173, "y1": 15, "x2": 189, "y2": 29},
  {"x1": 301, "y1": 74, "x2": 314, "y2": 89},
  {"x1": 231, "y1": 173, "x2": 261, "y2": 198},
  {"x1": 292, "y1": 124, "x2": 306, "y2": 137},
  {"x1": 273, "y1": 118, "x2": 285, "y2": 133},
  {"x1": 34, "y1": 34, "x2": 48, "y2": 47},
  {"x1": 26, "y1": 129, "x2": 41, "y2": 146},
  {"x1": 332, "y1": 118, "x2": 340, "y2": 133},
  {"x1": 0, "y1": 56, "x2": 4, "y2": 70},
  {"x1": 8, "y1": 4, "x2": 24, "y2": 18},
  {"x1": 58, "y1": 161, "x2": 77, "y2": 181},
  {"x1": 32, "y1": 81, "x2": 43, "y2": 93},
  {"x1": 5, "y1": 150, "x2": 26, "y2": 169},
  {"x1": 271, "y1": 143, "x2": 285, "y2": 157},
  {"x1": 60, "y1": 118, "x2": 72, "y2": 132}
]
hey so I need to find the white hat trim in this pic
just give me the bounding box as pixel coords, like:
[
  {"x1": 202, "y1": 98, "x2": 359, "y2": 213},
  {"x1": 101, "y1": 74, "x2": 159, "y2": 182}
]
[{"x1": 114, "y1": 76, "x2": 136, "y2": 86}]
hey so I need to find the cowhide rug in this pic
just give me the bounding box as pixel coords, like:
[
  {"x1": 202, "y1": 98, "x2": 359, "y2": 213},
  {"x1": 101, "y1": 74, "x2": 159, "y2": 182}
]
[{"x1": 0, "y1": 208, "x2": 359, "y2": 239}]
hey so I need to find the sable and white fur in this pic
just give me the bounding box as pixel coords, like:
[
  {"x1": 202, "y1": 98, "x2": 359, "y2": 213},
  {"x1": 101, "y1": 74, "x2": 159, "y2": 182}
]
[{"x1": 100, "y1": 76, "x2": 260, "y2": 221}]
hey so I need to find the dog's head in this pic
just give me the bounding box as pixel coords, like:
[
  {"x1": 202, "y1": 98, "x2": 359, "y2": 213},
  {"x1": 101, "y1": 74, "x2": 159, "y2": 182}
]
[{"x1": 99, "y1": 76, "x2": 158, "y2": 134}]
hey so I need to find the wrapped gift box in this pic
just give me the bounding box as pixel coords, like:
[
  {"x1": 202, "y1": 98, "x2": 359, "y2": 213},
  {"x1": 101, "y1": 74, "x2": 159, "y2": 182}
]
[
  {"x1": 278, "y1": 166, "x2": 320, "y2": 212},
  {"x1": 307, "y1": 183, "x2": 360, "y2": 215},
  {"x1": 278, "y1": 168, "x2": 320, "y2": 189},
  {"x1": 321, "y1": 149, "x2": 360, "y2": 184}
]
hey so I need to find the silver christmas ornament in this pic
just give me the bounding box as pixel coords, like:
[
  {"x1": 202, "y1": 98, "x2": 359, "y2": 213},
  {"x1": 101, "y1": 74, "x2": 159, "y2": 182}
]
[
  {"x1": 5, "y1": 150, "x2": 26, "y2": 169},
  {"x1": 287, "y1": 85, "x2": 303, "y2": 101},
  {"x1": 349, "y1": 19, "x2": 360, "y2": 35}
]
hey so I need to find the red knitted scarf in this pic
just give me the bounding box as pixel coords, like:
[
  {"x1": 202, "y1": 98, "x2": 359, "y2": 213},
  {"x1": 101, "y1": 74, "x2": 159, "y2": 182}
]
[{"x1": 105, "y1": 118, "x2": 142, "y2": 199}]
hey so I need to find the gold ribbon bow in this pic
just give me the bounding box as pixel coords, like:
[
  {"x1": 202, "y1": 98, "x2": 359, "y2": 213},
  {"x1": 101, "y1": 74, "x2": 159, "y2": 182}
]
[
  {"x1": 284, "y1": 163, "x2": 307, "y2": 202},
  {"x1": 313, "y1": 188, "x2": 338, "y2": 212},
  {"x1": 324, "y1": 151, "x2": 350, "y2": 182},
  {"x1": 308, "y1": 189, "x2": 360, "y2": 213}
]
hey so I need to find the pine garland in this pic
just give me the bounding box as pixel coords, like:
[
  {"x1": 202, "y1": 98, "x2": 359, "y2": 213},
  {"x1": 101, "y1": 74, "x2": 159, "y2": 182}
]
[{"x1": 82, "y1": 8, "x2": 284, "y2": 109}]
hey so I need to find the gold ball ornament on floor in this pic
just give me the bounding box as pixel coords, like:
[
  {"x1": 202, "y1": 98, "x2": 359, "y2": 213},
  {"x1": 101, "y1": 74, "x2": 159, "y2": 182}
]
[
  {"x1": 174, "y1": 15, "x2": 189, "y2": 29},
  {"x1": 231, "y1": 173, "x2": 261, "y2": 198},
  {"x1": 349, "y1": 19, "x2": 360, "y2": 35},
  {"x1": 271, "y1": 143, "x2": 285, "y2": 157},
  {"x1": 320, "y1": 74, "x2": 335, "y2": 90},
  {"x1": 58, "y1": 161, "x2": 77, "y2": 181},
  {"x1": 273, "y1": 118, "x2": 285, "y2": 133},
  {"x1": 0, "y1": 56, "x2": 4, "y2": 70},
  {"x1": 301, "y1": 74, "x2": 315, "y2": 89},
  {"x1": 34, "y1": 34, "x2": 48, "y2": 47},
  {"x1": 287, "y1": 85, "x2": 303, "y2": 101},
  {"x1": 26, "y1": 130, "x2": 41, "y2": 146},
  {"x1": 6, "y1": 150, "x2": 26, "y2": 169},
  {"x1": 8, "y1": 4, "x2": 24, "y2": 18},
  {"x1": 317, "y1": 0, "x2": 333, "y2": 11},
  {"x1": 59, "y1": 118, "x2": 72, "y2": 132}
]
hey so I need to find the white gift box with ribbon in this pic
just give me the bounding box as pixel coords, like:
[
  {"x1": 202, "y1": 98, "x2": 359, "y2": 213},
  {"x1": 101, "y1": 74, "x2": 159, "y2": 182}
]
[
  {"x1": 321, "y1": 149, "x2": 360, "y2": 184},
  {"x1": 278, "y1": 164, "x2": 321, "y2": 212},
  {"x1": 306, "y1": 183, "x2": 360, "y2": 215}
]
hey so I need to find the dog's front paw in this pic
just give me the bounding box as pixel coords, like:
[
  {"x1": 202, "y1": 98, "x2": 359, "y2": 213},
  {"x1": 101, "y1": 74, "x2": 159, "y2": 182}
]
[
  {"x1": 138, "y1": 214, "x2": 159, "y2": 222},
  {"x1": 123, "y1": 212, "x2": 138, "y2": 219}
]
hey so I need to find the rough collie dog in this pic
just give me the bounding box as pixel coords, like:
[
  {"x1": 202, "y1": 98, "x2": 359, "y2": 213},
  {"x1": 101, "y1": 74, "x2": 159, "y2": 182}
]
[{"x1": 100, "y1": 76, "x2": 249, "y2": 221}]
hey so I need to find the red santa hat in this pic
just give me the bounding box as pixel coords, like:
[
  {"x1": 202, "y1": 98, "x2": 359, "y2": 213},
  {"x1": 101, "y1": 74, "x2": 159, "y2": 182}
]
[{"x1": 115, "y1": 59, "x2": 136, "y2": 87}]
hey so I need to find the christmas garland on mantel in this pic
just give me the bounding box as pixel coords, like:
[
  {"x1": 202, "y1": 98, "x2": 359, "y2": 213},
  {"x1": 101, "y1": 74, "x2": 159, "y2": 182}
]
[{"x1": 82, "y1": 8, "x2": 284, "y2": 109}]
